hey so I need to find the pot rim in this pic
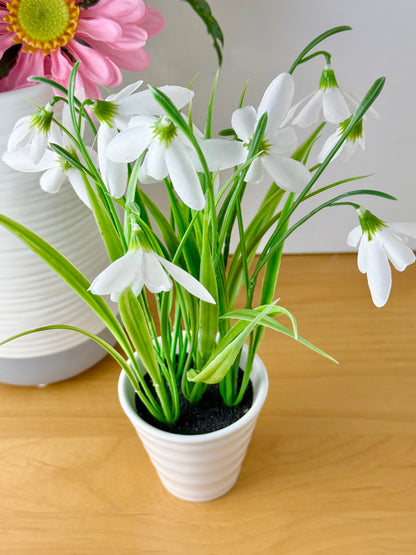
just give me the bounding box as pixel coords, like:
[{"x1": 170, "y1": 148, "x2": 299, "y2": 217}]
[
  {"x1": 0, "y1": 82, "x2": 49, "y2": 99},
  {"x1": 118, "y1": 348, "x2": 269, "y2": 444}
]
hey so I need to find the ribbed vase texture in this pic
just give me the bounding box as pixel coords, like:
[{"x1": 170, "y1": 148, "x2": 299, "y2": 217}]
[
  {"x1": 118, "y1": 346, "x2": 269, "y2": 502},
  {"x1": 0, "y1": 85, "x2": 108, "y2": 359}
]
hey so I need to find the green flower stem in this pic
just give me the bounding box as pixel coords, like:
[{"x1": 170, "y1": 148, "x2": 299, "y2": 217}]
[
  {"x1": 295, "y1": 50, "x2": 332, "y2": 66},
  {"x1": 250, "y1": 77, "x2": 386, "y2": 291},
  {"x1": 164, "y1": 179, "x2": 199, "y2": 277},
  {"x1": 217, "y1": 112, "x2": 268, "y2": 264},
  {"x1": 288, "y1": 25, "x2": 352, "y2": 74}
]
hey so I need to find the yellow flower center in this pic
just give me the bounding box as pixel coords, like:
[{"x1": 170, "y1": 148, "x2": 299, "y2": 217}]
[{"x1": 4, "y1": 0, "x2": 79, "y2": 55}]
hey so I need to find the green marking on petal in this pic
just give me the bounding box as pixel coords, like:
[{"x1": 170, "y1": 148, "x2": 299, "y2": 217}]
[
  {"x1": 319, "y1": 67, "x2": 339, "y2": 90},
  {"x1": 338, "y1": 116, "x2": 363, "y2": 143},
  {"x1": 30, "y1": 105, "x2": 54, "y2": 134},
  {"x1": 92, "y1": 100, "x2": 119, "y2": 127},
  {"x1": 152, "y1": 116, "x2": 178, "y2": 148},
  {"x1": 357, "y1": 207, "x2": 386, "y2": 240},
  {"x1": 244, "y1": 136, "x2": 271, "y2": 158}
]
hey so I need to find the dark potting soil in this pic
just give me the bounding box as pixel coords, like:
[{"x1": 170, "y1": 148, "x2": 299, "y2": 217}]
[{"x1": 134, "y1": 374, "x2": 253, "y2": 435}]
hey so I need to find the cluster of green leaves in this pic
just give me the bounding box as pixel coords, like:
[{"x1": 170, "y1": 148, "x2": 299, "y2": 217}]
[{"x1": 0, "y1": 26, "x2": 393, "y2": 425}]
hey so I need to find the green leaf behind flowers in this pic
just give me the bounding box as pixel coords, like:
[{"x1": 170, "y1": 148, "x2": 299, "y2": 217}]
[{"x1": 181, "y1": 0, "x2": 224, "y2": 65}]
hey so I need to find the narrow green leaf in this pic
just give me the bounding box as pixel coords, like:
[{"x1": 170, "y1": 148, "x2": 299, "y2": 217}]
[
  {"x1": 197, "y1": 213, "x2": 219, "y2": 366},
  {"x1": 188, "y1": 303, "x2": 277, "y2": 384},
  {"x1": 221, "y1": 311, "x2": 337, "y2": 363},
  {"x1": 289, "y1": 26, "x2": 352, "y2": 74},
  {"x1": 182, "y1": 0, "x2": 224, "y2": 65},
  {"x1": 118, "y1": 289, "x2": 161, "y2": 383},
  {"x1": 0, "y1": 214, "x2": 130, "y2": 353},
  {"x1": 0, "y1": 323, "x2": 165, "y2": 419}
]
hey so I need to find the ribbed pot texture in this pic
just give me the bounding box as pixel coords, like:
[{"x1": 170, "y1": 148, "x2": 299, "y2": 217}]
[
  {"x1": 0, "y1": 84, "x2": 110, "y2": 385},
  {"x1": 118, "y1": 345, "x2": 269, "y2": 502}
]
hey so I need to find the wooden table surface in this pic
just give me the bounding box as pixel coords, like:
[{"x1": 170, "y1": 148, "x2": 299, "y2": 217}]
[{"x1": 1, "y1": 253, "x2": 416, "y2": 555}]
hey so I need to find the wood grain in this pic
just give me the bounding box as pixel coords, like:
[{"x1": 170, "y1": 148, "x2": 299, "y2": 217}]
[{"x1": 1, "y1": 253, "x2": 416, "y2": 555}]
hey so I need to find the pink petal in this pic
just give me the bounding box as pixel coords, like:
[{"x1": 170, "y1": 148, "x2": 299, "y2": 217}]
[
  {"x1": 0, "y1": 50, "x2": 45, "y2": 92},
  {"x1": 76, "y1": 18, "x2": 123, "y2": 42},
  {"x1": 50, "y1": 49, "x2": 74, "y2": 82},
  {"x1": 67, "y1": 40, "x2": 122, "y2": 87},
  {"x1": 139, "y1": 6, "x2": 165, "y2": 38},
  {"x1": 83, "y1": 0, "x2": 146, "y2": 22},
  {"x1": 0, "y1": 34, "x2": 14, "y2": 57},
  {"x1": 88, "y1": 43, "x2": 150, "y2": 72}
]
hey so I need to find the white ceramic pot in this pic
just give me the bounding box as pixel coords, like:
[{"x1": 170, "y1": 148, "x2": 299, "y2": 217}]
[
  {"x1": 0, "y1": 84, "x2": 111, "y2": 385},
  {"x1": 118, "y1": 345, "x2": 269, "y2": 502}
]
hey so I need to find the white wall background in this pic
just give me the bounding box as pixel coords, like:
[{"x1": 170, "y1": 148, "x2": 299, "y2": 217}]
[{"x1": 133, "y1": 0, "x2": 415, "y2": 253}]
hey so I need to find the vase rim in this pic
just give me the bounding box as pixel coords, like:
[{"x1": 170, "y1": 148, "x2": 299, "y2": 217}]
[
  {"x1": 118, "y1": 348, "x2": 269, "y2": 444},
  {"x1": 0, "y1": 82, "x2": 51, "y2": 100}
]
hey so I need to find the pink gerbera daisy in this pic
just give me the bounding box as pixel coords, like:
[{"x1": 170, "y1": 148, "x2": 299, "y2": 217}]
[{"x1": 0, "y1": 0, "x2": 164, "y2": 96}]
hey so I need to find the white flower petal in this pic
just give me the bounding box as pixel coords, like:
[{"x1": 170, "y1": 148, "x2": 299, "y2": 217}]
[
  {"x1": 269, "y1": 127, "x2": 298, "y2": 154},
  {"x1": 7, "y1": 116, "x2": 32, "y2": 151},
  {"x1": 389, "y1": 223, "x2": 416, "y2": 240},
  {"x1": 108, "y1": 79, "x2": 143, "y2": 103},
  {"x1": 89, "y1": 251, "x2": 142, "y2": 296},
  {"x1": 198, "y1": 139, "x2": 247, "y2": 171},
  {"x1": 245, "y1": 157, "x2": 264, "y2": 183},
  {"x1": 379, "y1": 229, "x2": 416, "y2": 272},
  {"x1": 292, "y1": 90, "x2": 323, "y2": 128},
  {"x1": 343, "y1": 91, "x2": 380, "y2": 120},
  {"x1": 141, "y1": 252, "x2": 172, "y2": 293},
  {"x1": 347, "y1": 225, "x2": 362, "y2": 248},
  {"x1": 39, "y1": 166, "x2": 66, "y2": 194},
  {"x1": 231, "y1": 106, "x2": 257, "y2": 142},
  {"x1": 282, "y1": 91, "x2": 315, "y2": 127},
  {"x1": 119, "y1": 86, "x2": 194, "y2": 117},
  {"x1": 258, "y1": 73, "x2": 295, "y2": 131},
  {"x1": 30, "y1": 132, "x2": 48, "y2": 164},
  {"x1": 131, "y1": 276, "x2": 145, "y2": 298},
  {"x1": 366, "y1": 237, "x2": 392, "y2": 307},
  {"x1": 262, "y1": 154, "x2": 310, "y2": 192},
  {"x1": 164, "y1": 138, "x2": 205, "y2": 210},
  {"x1": 67, "y1": 169, "x2": 91, "y2": 208},
  {"x1": 357, "y1": 236, "x2": 368, "y2": 273},
  {"x1": 317, "y1": 131, "x2": 341, "y2": 164},
  {"x1": 322, "y1": 88, "x2": 351, "y2": 124},
  {"x1": 105, "y1": 125, "x2": 153, "y2": 163},
  {"x1": 2, "y1": 147, "x2": 55, "y2": 172},
  {"x1": 141, "y1": 140, "x2": 168, "y2": 181},
  {"x1": 97, "y1": 124, "x2": 127, "y2": 197},
  {"x1": 157, "y1": 256, "x2": 215, "y2": 304}
]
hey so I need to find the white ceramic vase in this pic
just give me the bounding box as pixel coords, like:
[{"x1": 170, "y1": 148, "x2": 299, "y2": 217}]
[
  {"x1": 118, "y1": 345, "x2": 269, "y2": 502},
  {"x1": 0, "y1": 84, "x2": 111, "y2": 385}
]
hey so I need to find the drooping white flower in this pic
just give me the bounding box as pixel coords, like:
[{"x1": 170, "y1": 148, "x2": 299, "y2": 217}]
[
  {"x1": 2, "y1": 144, "x2": 92, "y2": 208},
  {"x1": 7, "y1": 102, "x2": 60, "y2": 164},
  {"x1": 89, "y1": 248, "x2": 215, "y2": 304},
  {"x1": 317, "y1": 92, "x2": 379, "y2": 164},
  {"x1": 92, "y1": 80, "x2": 145, "y2": 198},
  {"x1": 231, "y1": 72, "x2": 311, "y2": 192},
  {"x1": 103, "y1": 85, "x2": 246, "y2": 208},
  {"x1": 291, "y1": 64, "x2": 351, "y2": 128},
  {"x1": 347, "y1": 207, "x2": 416, "y2": 307},
  {"x1": 317, "y1": 115, "x2": 365, "y2": 164}
]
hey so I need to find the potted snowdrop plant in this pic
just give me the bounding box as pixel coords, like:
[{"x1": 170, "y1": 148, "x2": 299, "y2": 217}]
[{"x1": 1, "y1": 25, "x2": 415, "y2": 501}]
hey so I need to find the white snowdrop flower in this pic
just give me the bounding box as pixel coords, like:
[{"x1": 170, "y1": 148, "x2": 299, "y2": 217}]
[
  {"x1": 89, "y1": 248, "x2": 216, "y2": 304},
  {"x1": 317, "y1": 115, "x2": 365, "y2": 164},
  {"x1": 231, "y1": 72, "x2": 311, "y2": 192},
  {"x1": 3, "y1": 144, "x2": 92, "y2": 208},
  {"x1": 7, "y1": 102, "x2": 60, "y2": 164},
  {"x1": 291, "y1": 64, "x2": 351, "y2": 128},
  {"x1": 317, "y1": 92, "x2": 380, "y2": 164},
  {"x1": 104, "y1": 85, "x2": 246, "y2": 208},
  {"x1": 347, "y1": 207, "x2": 416, "y2": 307}
]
